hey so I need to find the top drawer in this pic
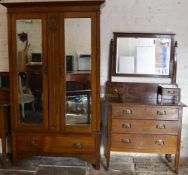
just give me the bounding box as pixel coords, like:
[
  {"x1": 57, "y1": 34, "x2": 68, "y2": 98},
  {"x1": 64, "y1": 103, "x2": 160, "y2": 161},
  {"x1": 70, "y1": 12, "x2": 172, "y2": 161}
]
[
  {"x1": 106, "y1": 84, "x2": 124, "y2": 96},
  {"x1": 112, "y1": 105, "x2": 179, "y2": 120}
]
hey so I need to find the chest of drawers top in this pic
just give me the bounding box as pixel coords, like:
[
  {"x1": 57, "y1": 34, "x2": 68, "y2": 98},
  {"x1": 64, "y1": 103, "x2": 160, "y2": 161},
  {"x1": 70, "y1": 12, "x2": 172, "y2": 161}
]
[{"x1": 105, "y1": 82, "x2": 186, "y2": 108}]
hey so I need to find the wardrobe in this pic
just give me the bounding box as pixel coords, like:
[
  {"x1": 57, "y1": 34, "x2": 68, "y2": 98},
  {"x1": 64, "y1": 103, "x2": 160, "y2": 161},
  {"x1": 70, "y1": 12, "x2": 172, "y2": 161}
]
[{"x1": 1, "y1": 0, "x2": 104, "y2": 168}]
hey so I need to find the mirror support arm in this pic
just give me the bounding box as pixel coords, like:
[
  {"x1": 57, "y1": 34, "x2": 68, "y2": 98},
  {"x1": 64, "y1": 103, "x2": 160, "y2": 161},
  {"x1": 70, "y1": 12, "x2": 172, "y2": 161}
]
[{"x1": 172, "y1": 41, "x2": 178, "y2": 84}]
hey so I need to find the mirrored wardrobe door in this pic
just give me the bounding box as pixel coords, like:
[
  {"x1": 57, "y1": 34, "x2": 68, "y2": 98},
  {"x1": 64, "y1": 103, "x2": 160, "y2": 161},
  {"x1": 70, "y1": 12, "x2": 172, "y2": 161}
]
[
  {"x1": 65, "y1": 17, "x2": 91, "y2": 126},
  {"x1": 14, "y1": 15, "x2": 48, "y2": 128},
  {"x1": 60, "y1": 12, "x2": 97, "y2": 132}
]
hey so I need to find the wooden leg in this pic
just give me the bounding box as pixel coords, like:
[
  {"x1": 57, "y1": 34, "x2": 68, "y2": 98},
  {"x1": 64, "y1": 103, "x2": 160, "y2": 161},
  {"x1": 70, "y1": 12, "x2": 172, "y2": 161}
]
[
  {"x1": 94, "y1": 161, "x2": 100, "y2": 170},
  {"x1": 175, "y1": 152, "x2": 180, "y2": 174},
  {"x1": 106, "y1": 150, "x2": 110, "y2": 169},
  {"x1": 165, "y1": 154, "x2": 172, "y2": 162},
  {"x1": 94, "y1": 135, "x2": 100, "y2": 170},
  {"x1": 1, "y1": 136, "x2": 7, "y2": 165}
]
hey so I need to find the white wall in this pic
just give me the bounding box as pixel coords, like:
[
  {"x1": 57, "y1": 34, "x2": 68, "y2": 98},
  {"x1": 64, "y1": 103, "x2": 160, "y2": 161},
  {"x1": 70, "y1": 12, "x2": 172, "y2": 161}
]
[
  {"x1": 16, "y1": 19, "x2": 42, "y2": 61},
  {"x1": 0, "y1": 1, "x2": 188, "y2": 115},
  {"x1": 100, "y1": 0, "x2": 188, "y2": 123}
]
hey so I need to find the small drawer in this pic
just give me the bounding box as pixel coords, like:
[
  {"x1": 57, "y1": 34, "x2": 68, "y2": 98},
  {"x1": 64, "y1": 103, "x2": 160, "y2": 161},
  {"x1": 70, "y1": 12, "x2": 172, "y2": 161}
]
[
  {"x1": 111, "y1": 119, "x2": 179, "y2": 135},
  {"x1": 16, "y1": 135, "x2": 44, "y2": 152},
  {"x1": 111, "y1": 134, "x2": 177, "y2": 153},
  {"x1": 16, "y1": 134, "x2": 96, "y2": 154},
  {"x1": 163, "y1": 88, "x2": 180, "y2": 96},
  {"x1": 106, "y1": 85, "x2": 124, "y2": 96},
  {"x1": 112, "y1": 105, "x2": 179, "y2": 120}
]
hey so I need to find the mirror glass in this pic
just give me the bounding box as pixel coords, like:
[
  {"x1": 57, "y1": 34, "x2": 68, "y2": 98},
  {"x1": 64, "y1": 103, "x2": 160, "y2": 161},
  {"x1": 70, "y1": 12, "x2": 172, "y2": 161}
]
[
  {"x1": 114, "y1": 34, "x2": 174, "y2": 76},
  {"x1": 16, "y1": 19, "x2": 43, "y2": 124},
  {"x1": 64, "y1": 18, "x2": 92, "y2": 125}
]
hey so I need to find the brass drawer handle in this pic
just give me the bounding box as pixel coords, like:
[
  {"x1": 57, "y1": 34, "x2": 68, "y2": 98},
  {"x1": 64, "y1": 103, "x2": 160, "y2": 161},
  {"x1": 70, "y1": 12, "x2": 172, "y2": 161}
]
[
  {"x1": 121, "y1": 138, "x2": 131, "y2": 144},
  {"x1": 114, "y1": 88, "x2": 119, "y2": 93},
  {"x1": 122, "y1": 123, "x2": 131, "y2": 128},
  {"x1": 155, "y1": 140, "x2": 165, "y2": 145},
  {"x1": 157, "y1": 111, "x2": 166, "y2": 115},
  {"x1": 73, "y1": 143, "x2": 84, "y2": 149},
  {"x1": 28, "y1": 140, "x2": 38, "y2": 147},
  {"x1": 156, "y1": 124, "x2": 166, "y2": 129},
  {"x1": 123, "y1": 109, "x2": 133, "y2": 115}
]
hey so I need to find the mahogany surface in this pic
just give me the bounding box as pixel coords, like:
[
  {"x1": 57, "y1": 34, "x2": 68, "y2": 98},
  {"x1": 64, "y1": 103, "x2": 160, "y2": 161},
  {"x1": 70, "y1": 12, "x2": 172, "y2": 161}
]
[
  {"x1": 105, "y1": 82, "x2": 186, "y2": 173},
  {"x1": 2, "y1": 0, "x2": 104, "y2": 169}
]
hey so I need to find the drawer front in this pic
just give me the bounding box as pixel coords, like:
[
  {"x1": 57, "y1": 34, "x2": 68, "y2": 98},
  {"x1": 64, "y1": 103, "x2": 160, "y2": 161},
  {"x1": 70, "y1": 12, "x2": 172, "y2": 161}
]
[
  {"x1": 106, "y1": 85, "x2": 124, "y2": 95},
  {"x1": 16, "y1": 135, "x2": 44, "y2": 152},
  {"x1": 112, "y1": 105, "x2": 179, "y2": 120},
  {"x1": 112, "y1": 119, "x2": 179, "y2": 135},
  {"x1": 162, "y1": 88, "x2": 180, "y2": 96},
  {"x1": 44, "y1": 135, "x2": 95, "y2": 153},
  {"x1": 111, "y1": 133, "x2": 177, "y2": 153},
  {"x1": 16, "y1": 135, "x2": 95, "y2": 154}
]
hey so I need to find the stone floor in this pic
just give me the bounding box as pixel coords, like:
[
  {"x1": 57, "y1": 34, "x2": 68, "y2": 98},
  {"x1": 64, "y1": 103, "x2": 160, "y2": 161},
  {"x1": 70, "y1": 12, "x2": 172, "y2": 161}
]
[
  {"x1": 0, "y1": 124, "x2": 188, "y2": 175},
  {"x1": 1, "y1": 154, "x2": 188, "y2": 175}
]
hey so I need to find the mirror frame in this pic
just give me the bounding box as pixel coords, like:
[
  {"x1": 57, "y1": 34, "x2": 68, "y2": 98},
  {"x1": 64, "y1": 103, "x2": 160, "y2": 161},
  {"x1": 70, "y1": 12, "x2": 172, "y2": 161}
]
[{"x1": 112, "y1": 32, "x2": 176, "y2": 78}]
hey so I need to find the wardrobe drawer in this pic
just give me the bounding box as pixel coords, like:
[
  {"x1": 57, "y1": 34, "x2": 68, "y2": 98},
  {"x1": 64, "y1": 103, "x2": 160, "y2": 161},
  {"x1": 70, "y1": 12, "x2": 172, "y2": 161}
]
[
  {"x1": 44, "y1": 135, "x2": 95, "y2": 153},
  {"x1": 112, "y1": 105, "x2": 179, "y2": 120},
  {"x1": 16, "y1": 135, "x2": 44, "y2": 152},
  {"x1": 111, "y1": 134, "x2": 177, "y2": 153},
  {"x1": 112, "y1": 119, "x2": 179, "y2": 135},
  {"x1": 16, "y1": 135, "x2": 95, "y2": 154}
]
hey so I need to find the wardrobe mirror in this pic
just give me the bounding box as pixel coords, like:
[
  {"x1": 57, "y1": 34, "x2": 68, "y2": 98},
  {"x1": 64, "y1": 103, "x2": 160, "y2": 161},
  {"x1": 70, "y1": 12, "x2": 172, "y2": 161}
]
[
  {"x1": 64, "y1": 18, "x2": 92, "y2": 125},
  {"x1": 16, "y1": 19, "x2": 43, "y2": 124},
  {"x1": 112, "y1": 33, "x2": 175, "y2": 77}
]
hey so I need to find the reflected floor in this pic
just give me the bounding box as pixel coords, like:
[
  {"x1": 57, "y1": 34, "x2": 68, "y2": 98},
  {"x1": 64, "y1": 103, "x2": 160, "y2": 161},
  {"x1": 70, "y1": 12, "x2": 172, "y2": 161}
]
[
  {"x1": 66, "y1": 114, "x2": 90, "y2": 125},
  {"x1": 20, "y1": 110, "x2": 43, "y2": 124}
]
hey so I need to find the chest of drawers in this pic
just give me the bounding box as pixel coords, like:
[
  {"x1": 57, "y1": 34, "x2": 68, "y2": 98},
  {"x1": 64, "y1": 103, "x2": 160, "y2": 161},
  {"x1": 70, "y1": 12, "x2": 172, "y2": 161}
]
[{"x1": 105, "y1": 101, "x2": 185, "y2": 173}]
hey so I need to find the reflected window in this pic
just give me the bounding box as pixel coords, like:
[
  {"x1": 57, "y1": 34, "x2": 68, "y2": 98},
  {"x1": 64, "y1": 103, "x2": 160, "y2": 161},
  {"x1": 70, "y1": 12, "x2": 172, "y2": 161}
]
[{"x1": 116, "y1": 37, "x2": 171, "y2": 75}]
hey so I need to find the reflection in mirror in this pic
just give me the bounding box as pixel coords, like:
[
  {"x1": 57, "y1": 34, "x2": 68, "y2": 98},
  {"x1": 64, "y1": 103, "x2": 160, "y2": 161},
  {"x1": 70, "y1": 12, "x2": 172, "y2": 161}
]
[
  {"x1": 112, "y1": 33, "x2": 175, "y2": 78},
  {"x1": 16, "y1": 19, "x2": 43, "y2": 124},
  {"x1": 64, "y1": 18, "x2": 91, "y2": 125},
  {"x1": 115, "y1": 34, "x2": 174, "y2": 76}
]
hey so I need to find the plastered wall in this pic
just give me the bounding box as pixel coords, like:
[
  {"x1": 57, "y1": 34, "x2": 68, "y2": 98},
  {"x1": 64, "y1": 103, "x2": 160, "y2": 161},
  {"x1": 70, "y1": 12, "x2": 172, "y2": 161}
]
[
  {"x1": 100, "y1": 0, "x2": 188, "y2": 122},
  {"x1": 0, "y1": 0, "x2": 188, "y2": 118},
  {"x1": 0, "y1": 1, "x2": 8, "y2": 71}
]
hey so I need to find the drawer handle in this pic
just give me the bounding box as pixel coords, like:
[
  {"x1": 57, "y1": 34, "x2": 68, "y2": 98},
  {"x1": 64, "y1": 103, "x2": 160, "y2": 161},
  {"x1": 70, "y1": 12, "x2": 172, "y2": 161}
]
[
  {"x1": 73, "y1": 143, "x2": 84, "y2": 149},
  {"x1": 114, "y1": 88, "x2": 119, "y2": 93},
  {"x1": 168, "y1": 90, "x2": 175, "y2": 94},
  {"x1": 156, "y1": 124, "x2": 166, "y2": 129},
  {"x1": 121, "y1": 138, "x2": 131, "y2": 144},
  {"x1": 123, "y1": 109, "x2": 133, "y2": 115},
  {"x1": 28, "y1": 140, "x2": 38, "y2": 147},
  {"x1": 122, "y1": 123, "x2": 131, "y2": 128},
  {"x1": 157, "y1": 111, "x2": 166, "y2": 115},
  {"x1": 155, "y1": 140, "x2": 165, "y2": 145}
]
